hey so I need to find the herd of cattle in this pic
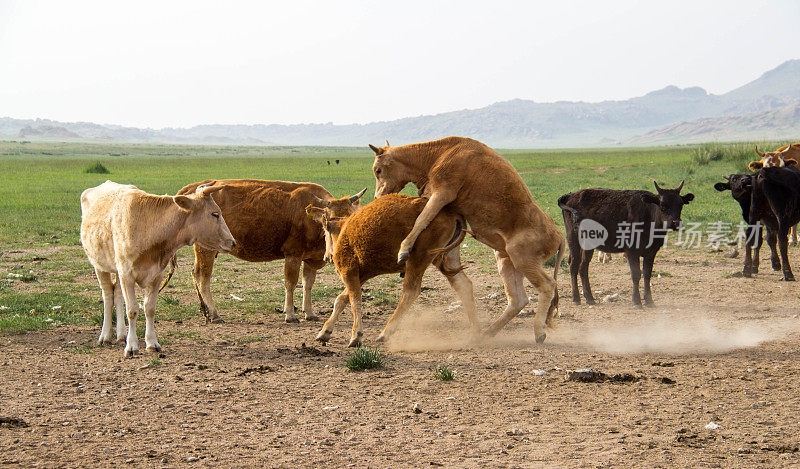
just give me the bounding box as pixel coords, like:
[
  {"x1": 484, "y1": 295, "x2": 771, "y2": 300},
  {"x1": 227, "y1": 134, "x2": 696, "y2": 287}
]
[{"x1": 78, "y1": 137, "x2": 800, "y2": 357}]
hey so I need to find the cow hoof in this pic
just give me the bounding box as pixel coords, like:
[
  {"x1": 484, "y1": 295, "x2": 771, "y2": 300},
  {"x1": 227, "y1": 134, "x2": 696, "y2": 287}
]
[
  {"x1": 772, "y1": 263, "x2": 782, "y2": 271},
  {"x1": 116, "y1": 336, "x2": 126, "y2": 344},
  {"x1": 210, "y1": 317, "x2": 224, "y2": 324},
  {"x1": 375, "y1": 333, "x2": 386, "y2": 343},
  {"x1": 304, "y1": 314, "x2": 320, "y2": 322},
  {"x1": 285, "y1": 316, "x2": 300, "y2": 324},
  {"x1": 644, "y1": 301, "x2": 655, "y2": 308},
  {"x1": 98, "y1": 336, "x2": 113, "y2": 346},
  {"x1": 146, "y1": 344, "x2": 162, "y2": 353},
  {"x1": 633, "y1": 303, "x2": 643, "y2": 309},
  {"x1": 397, "y1": 250, "x2": 409, "y2": 264},
  {"x1": 535, "y1": 333, "x2": 546, "y2": 344},
  {"x1": 123, "y1": 347, "x2": 138, "y2": 358},
  {"x1": 572, "y1": 299, "x2": 581, "y2": 305},
  {"x1": 781, "y1": 276, "x2": 796, "y2": 282},
  {"x1": 585, "y1": 299, "x2": 596, "y2": 306},
  {"x1": 316, "y1": 331, "x2": 331, "y2": 343},
  {"x1": 348, "y1": 337, "x2": 362, "y2": 348}
]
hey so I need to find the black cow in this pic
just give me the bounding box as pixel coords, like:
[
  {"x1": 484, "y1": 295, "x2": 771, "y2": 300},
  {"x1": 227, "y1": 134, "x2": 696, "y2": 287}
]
[
  {"x1": 750, "y1": 165, "x2": 800, "y2": 281},
  {"x1": 714, "y1": 174, "x2": 781, "y2": 277},
  {"x1": 558, "y1": 182, "x2": 694, "y2": 307}
]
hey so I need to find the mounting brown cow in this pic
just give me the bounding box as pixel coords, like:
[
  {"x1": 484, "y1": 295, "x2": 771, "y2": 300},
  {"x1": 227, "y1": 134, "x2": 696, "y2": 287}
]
[
  {"x1": 306, "y1": 193, "x2": 477, "y2": 347},
  {"x1": 749, "y1": 143, "x2": 800, "y2": 245},
  {"x1": 370, "y1": 137, "x2": 565, "y2": 343},
  {"x1": 171, "y1": 179, "x2": 365, "y2": 323}
]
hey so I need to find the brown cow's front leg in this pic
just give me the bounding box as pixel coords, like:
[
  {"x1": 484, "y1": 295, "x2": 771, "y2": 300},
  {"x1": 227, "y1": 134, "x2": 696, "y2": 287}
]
[
  {"x1": 642, "y1": 254, "x2": 655, "y2": 307},
  {"x1": 626, "y1": 253, "x2": 643, "y2": 306},
  {"x1": 192, "y1": 245, "x2": 222, "y2": 323},
  {"x1": 397, "y1": 192, "x2": 455, "y2": 263},
  {"x1": 301, "y1": 260, "x2": 323, "y2": 321},
  {"x1": 282, "y1": 257, "x2": 302, "y2": 322},
  {"x1": 579, "y1": 249, "x2": 595, "y2": 305}
]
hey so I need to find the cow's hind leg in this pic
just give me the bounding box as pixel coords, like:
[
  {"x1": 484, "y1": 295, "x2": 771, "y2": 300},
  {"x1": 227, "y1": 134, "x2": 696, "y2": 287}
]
[
  {"x1": 766, "y1": 228, "x2": 781, "y2": 271},
  {"x1": 567, "y1": 241, "x2": 581, "y2": 304},
  {"x1": 142, "y1": 279, "x2": 162, "y2": 353},
  {"x1": 316, "y1": 290, "x2": 349, "y2": 343},
  {"x1": 791, "y1": 224, "x2": 798, "y2": 247},
  {"x1": 642, "y1": 253, "x2": 656, "y2": 307},
  {"x1": 484, "y1": 251, "x2": 528, "y2": 338},
  {"x1": 282, "y1": 256, "x2": 302, "y2": 323},
  {"x1": 377, "y1": 261, "x2": 427, "y2": 342},
  {"x1": 777, "y1": 223, "x2": 795, "y2": 281},
  {"x1": 118, "y1": 272, "x2": 140, "y2": 358},
  {"x1": 439, "y1": 248, "x2": 480, "y2": 338},
  {"x1": 95, "y1": 268, "x2": 116, "y2": 345},
  {"x1": 579, "y1": 249, "x2": 596, "y2": 305},
  {"x1": 344, "y1": 274, "x2": 364, "y2": 347},
  {"x1": 626, "y1": 253, "x2": 643, "y2": 306},
  {"x1": 301, "y1": 260, "x2": 324, "y2": 321},
  {"x1": 192, "y1": 245, "x2": 222, "y2": 323},
  {"x1": 113, "y1": 276, "x2": 126, "y2": 342}
]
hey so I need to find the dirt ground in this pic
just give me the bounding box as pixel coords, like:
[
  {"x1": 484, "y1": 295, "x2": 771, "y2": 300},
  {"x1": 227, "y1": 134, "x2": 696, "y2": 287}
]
[{"x1": 2, "y1": 244, "x2": 800, "y2": 468}]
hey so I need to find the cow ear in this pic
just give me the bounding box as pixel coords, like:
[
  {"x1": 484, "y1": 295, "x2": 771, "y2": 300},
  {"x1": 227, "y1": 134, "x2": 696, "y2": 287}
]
[
  {"x1": 308, "y1": 194, "x2": 331, "y2": 208},
  {"x1": 369, "y1": 144, "x2": 385, "y2": 156},
  {"x1": 173, "y1": 195, "x2": 196, "y2": 211},
  {"x1": 641, "y1": 193, "x2": 660, "y2": 205},
  {"x1": 749, "y1": 161, "x2": 763, "y2": 171},
  {"x1": 305, "y1": 204, "x2": 326, "y2": 224},
  {"x1": 713, "y1": 182, "x2": 731, "y2": 192},
  {"x1": 682, "y1": 193, "x2": 695, "y2": 204},
  {"x1": 785, "y1": 159, "x2": 798, "y2": 167}
]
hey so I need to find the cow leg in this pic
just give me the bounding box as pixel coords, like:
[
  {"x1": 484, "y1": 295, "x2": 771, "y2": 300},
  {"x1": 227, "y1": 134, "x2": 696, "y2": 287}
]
[
  {"x1": 626, "y1": 253, "x2": 643, "y2": 307},
  {"x1": 377, "y1": 262, "x2": 426, "y2": 342},
  {"x1": 579, "y1": 249, "x2": 596, "y2": 305},
  {"x1": 440, "y1": 248, "x2": 480, "y2": 337},
  {"x1": 567, "y1": 242, "x2": 581, "y2": 304},
  {"x1": 192, "y1": 245, "x2": 222, "y2": 323},
  {"x1": 316, "y1": 290, "x2": 349, "y2": 343},
  {"x1": 492, "y1": 241, "x2": 556, "y2": 344},
  {"x1": 344, "y1": 275, "x2": 364, "y2": 347},
  {"x1": 117, "y1": 272, "x2": 140, "y2": 358},
  {"x1": 484, "y1": 251, "x2": 528, "y2": 337},
  {"x1": 642, "y1": 254, "x2": 656, "y2": 307},
  {"x1": 142, "y1": 279, "x2": 162, "y2": 353},
  {"x1": 743, "y1": 239, "x2": 753, "y2": 278},
  {"x1": 766, "y1": 228, "x2": 781, "y2": 271},
  {"x1": 113, "y1": 276, "x2": 126, "y2": 342},
  {"x1": 752, "y1": 225, "x2": 762, "y2": 274},
  {"x1": 777, "y1": 223, "x2": 795, "y2": 281},
  {"x1": 397, "y1": 191, "x2": 455, "y2": 263},
  {"x1": 282, "y1": 256, "x2": 302, "y2": 323},
  {"x1": 95, "y1": 268, "x2": 116, "y2": 345},
  {"x1": 301, "y1": 260, "x2": 324, "y2": 321},
  {"x1": 791, "y1": 224, "x2": 798, "y2": 246}
]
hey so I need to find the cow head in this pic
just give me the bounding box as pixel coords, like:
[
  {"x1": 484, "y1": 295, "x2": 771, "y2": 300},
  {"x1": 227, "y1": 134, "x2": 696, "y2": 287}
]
[
  {"x1": 748, "y1": 145, "x2": 799, "y2": 171},
  {"x1": 652, "y1": 181, "x2": 694, "y2": 230},
  {"x1": 305, "y1": 205, "x2": 347, "y2": 263},
  {"x1": 173, "y1": 185, "x2": 236, "y2": 253},
  {"x1": 714, "y1": 174, "x2": 753, "y2": 202},
  {"x1": 370, "y1": 140, "x2": 408, "y2": 198}
]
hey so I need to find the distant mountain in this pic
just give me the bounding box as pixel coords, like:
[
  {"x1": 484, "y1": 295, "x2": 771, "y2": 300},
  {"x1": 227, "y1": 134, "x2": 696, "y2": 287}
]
[
  {"x1": 628, "y1": 102, "x2": 800, "y2": 145},
  {"x1": 2, "y1": 59, "x2": 799, "y2": 148}
]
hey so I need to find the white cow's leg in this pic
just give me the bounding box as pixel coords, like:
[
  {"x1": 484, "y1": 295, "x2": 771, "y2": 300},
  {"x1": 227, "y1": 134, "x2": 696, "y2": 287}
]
[
  {"x1": 113, "y1": 276, "x2": 126, "y2": 342},
  {"x1": 95, "y1": 269, "x2": 115, "y2": 345},
  {"x1": 118, "y1": 272, "x2": 140, "y2": 358},
  {"x1": 301, "y1": 261, "x2": 320, "y2": 321},
  {"x1": 142, "y1": 279, "x2": 161, "y2": 353},
  {"x1": 283, "y1": 257, "x2": 301, "y2": 323}
]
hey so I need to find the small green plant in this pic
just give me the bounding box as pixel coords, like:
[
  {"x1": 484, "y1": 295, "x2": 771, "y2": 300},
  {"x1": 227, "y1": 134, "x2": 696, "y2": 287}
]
[
  {"x1": 345, "y1": 346, "x2": 384, "y2": 371},
  {"x1": 83, "y1": 162, "x2": 110, "y2": 174},
  {"x1": 160, "y1": 296, "x2": 180, "y2": 306},
  {"x1": 433, "y1": 364, "x2": 455, "y2": 381},
  {"x1": 149, "y1": 357, "x2": 161, "y2": 366}
]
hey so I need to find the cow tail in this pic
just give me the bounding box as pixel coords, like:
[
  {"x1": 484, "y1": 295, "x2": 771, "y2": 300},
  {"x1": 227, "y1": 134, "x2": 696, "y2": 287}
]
[
  {"x1": 430, "y1": 217, "x2": 467, "y2": 277},
  {"x1": 553, "y1": 235, "x2": 566, "y2": 282},
  {"x1": 159, "y1": 254, "x2": 178, "y2": 293},
  {"x1": 557, "y1": 194, "x2": 580, "y2": 224}
]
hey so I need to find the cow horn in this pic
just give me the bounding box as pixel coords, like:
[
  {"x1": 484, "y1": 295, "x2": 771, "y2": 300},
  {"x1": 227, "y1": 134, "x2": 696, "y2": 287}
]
[
  {"x1": 349, "y1": 187, "x2": 367, "y2": 202},
  {"x1": 755, "y1": 145, "x2": 765, "y2": 157},
  {"x1": 369, "y1": 144, "x2": 384, "y2": 156},
  {"x1": 653, "y1": 181, "x2": 663, "y2": 193},
  {"x1": 677, "y1": 180, "x2": 684, "y2": 192},
  {"x1": 385, "y1": 139, "x2": 390, "y2": 147}
]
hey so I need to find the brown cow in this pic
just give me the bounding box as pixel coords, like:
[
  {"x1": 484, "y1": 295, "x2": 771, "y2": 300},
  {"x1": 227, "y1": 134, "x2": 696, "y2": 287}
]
[
  {"x1": 81, "y1": 181, "x2": 236, "y2": 357},
  {"x1": 749, "y1": 144, "x2": 800, "y2": 245},
  {"x1": 306, "y1": 193, "x2": 478, "y2": 347},
  {"x1": 171, "y1": 179, "x2": 365, "y2": 323},
  {"x1": 370, "y1": 136, "x2": 565, "y2": 343}
]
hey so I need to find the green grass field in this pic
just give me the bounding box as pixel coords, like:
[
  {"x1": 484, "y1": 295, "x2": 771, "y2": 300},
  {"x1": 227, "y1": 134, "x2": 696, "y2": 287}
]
[{"x1": 0, "y1": 139, "x2": 791, "y2": 334}]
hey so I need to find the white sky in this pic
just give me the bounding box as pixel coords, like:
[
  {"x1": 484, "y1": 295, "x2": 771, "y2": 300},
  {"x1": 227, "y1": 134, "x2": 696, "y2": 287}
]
[{"x1": 1, "y1": 0, "x2": 798, "y2": 128}]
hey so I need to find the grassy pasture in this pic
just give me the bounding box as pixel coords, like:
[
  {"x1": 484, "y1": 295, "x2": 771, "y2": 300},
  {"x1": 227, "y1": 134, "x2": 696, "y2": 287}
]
[{"x1": 0, "y1": 139, "x2": 789, "y2": 334}]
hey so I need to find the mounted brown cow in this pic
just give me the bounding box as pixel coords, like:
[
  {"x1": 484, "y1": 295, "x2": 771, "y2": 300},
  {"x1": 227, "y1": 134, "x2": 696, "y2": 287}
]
[
  {"x1": 168, "y1": 179, "x2": 365, "y2": 323},
  {"x1": 370, "y1": 136, "x2": 565, "y2": 343}
]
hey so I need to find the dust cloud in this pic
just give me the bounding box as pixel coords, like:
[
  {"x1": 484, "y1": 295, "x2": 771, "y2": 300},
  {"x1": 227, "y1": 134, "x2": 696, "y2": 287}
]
[{"x1": 384, "y1": 307, "x2": 800, "y2": 355}]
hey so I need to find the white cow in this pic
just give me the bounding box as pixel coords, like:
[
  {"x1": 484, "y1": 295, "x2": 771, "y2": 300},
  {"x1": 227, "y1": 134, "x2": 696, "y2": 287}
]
[{"x1": 80, "y1": 181, "x2": 236, "y2": 357}]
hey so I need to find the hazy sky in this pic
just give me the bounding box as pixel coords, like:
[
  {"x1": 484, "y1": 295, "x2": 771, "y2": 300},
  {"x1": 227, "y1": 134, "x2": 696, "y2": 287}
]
[{"x1": 1, "y1": 0, "x2": 797, "y2": 128}]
